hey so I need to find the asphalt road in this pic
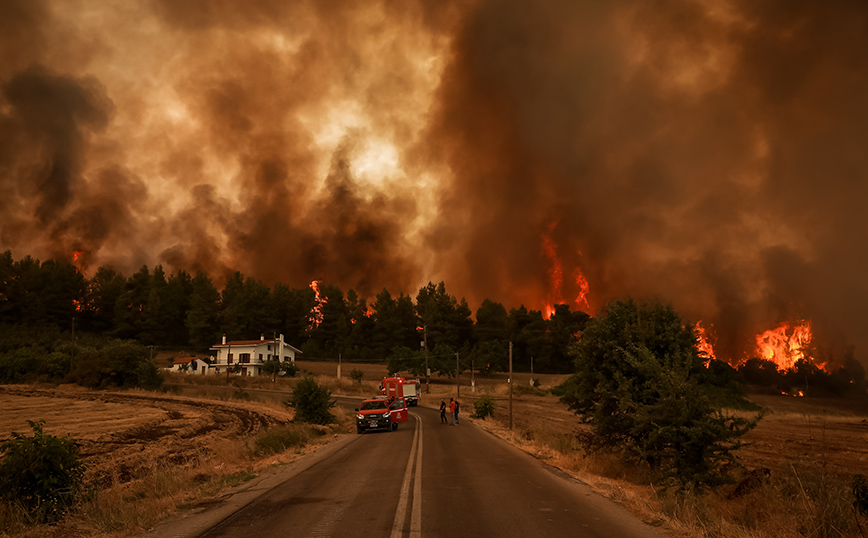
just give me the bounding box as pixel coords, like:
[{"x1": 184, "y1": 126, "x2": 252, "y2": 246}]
[{"x1": 150, "y1": 400, "x2": 668, "y2": 538}]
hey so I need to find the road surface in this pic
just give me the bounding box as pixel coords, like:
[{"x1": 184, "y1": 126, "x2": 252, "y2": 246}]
[{"x1": 148, "y1": 400, "x2": 668, "y2": 538}]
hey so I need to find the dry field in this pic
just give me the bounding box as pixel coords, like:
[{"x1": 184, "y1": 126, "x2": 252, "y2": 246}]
[{"x1": 1, "y1": 361, "x2": 866, "y2": 537}]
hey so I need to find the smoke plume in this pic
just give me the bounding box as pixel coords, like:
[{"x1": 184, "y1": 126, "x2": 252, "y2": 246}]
[{"x1": 1, "y1": 0, "x2": 867, "y2": 366}]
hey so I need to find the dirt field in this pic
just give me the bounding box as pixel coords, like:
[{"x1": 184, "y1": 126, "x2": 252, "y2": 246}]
[
  {"x1": 0, "y1": 384, "x2": 294, "y2": 491},
  {"x1": 1, "y1": 361, "x2": 865, "y2": 537}
]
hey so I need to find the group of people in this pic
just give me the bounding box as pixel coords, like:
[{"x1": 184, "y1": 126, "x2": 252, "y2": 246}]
[{"x1": 439, "y1": 398, "x2": 460, "y2": 425}]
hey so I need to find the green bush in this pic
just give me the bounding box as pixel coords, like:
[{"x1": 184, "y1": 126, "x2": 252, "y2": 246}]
[
  {"x1": 72, "y1": 339, "x2": 148, "y2": 388},
  {"x1": 0, "y1": 421, "x2": 85, "y2": 523},
  {"x1": 349, "y1": 368, "x2": 364, "y2": 383},
  {"x1": 559, "y1": 299, "x2": 761, "y2": 488},
  {"x1": 135, "y1": 360, "x2": 165, "y2": 390},
  {"x1": 473, "y1": 395, "x2": 495, "y2": 419},
  {"x1": 286, "y1": 377, "x2": 336, "y2": 425}
]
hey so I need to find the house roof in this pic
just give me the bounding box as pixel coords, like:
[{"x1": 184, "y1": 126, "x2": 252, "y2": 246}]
[{"x1": 210, "y1": 339, "x2": 303, "y2": 354}]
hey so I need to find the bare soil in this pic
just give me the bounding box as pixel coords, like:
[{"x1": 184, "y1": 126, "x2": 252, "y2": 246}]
[{"x1": 0, "y1": 384, "x2": 293, "y2": 491}]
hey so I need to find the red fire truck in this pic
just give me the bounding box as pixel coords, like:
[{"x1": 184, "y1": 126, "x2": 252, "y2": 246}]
[
  {"x1": 381, "y1": 376, "x2": 421, "y2": 407},
  {"x1": 355, "y1": 396, "x2": 409, "y2": 433}
]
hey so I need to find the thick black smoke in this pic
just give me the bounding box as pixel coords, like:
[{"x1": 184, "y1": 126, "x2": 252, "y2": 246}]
[{"x1": 1, "y1": 0, "x2": 866, "y2": 368}]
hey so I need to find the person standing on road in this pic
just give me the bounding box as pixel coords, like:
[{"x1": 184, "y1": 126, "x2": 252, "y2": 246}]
[
  {"x1": 439, "y1": 399, "x2": 447, "y2": 424},
  {"x1": 454, "y1": 399, "x2": 460, "y2": 425},
  {"x1": 448, "y1": 398, "x2": 455, "y2": 425}
]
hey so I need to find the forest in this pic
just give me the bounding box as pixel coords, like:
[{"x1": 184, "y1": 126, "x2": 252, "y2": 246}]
[
  {"x1": 0, "y1": 250, "x2": 865, "y2": 397},
  {"x1": 0, "y1": 251, "x2": 589, "y2": 380}
]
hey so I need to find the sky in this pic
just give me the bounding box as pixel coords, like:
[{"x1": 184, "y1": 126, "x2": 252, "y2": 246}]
[{"x1": 2, "y1": 0, "x2": 867, "y2": 367}]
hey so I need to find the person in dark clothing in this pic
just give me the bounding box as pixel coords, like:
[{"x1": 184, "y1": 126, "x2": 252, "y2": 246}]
[
  {"x1": 454, "y1": 399, "x2": 460, "y2": 425},
  {"x1": 439, "y1": 399, "x2": 447, "y2": 424}
]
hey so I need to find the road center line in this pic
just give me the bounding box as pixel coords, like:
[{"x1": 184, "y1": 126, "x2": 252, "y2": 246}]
[
  {"x1": 410, "y1": 415, "x2": 423, "y2": 538},
  {"x1": 391, "y1": 413, "x2": 422, "y2": 538}
]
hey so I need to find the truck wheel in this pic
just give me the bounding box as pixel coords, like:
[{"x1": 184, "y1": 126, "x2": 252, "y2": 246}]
[
  {"x1": 392, "y1": 423, "x2": 398, "y2": 431},
  {"x1": 357, "y1": 426, "x2": 364, "y2": 434}
]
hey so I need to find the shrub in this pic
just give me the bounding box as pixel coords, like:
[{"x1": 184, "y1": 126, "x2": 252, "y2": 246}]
[
  {"x1": 559, "y1": 299, "x2": 761, "y2": 488},
  {"x1": 136, "y1": 360, "x2": 165, "y2": 390},
  {"x1": 349, "y1": 368, "x2": 364, "y2": 383},
  {"x1": 0, "y1": 421, "x2": 85, "y2": 522},
  {"x1": 253, "y1": 425, "x2": 312, "y2": 455},
  {"x1": 473, "y1": 395, "x2": 495, "y2": 419},
  {"x1": 286, "y1": 377, "x2": 336, "y2": 425}
]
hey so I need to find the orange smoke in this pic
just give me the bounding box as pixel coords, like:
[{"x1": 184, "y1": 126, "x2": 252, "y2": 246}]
[{"x1": 755, "y1": 321, "x2": 814, "y2": 371}]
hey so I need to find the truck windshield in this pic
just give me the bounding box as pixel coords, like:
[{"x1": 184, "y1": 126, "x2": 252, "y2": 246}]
[{"x1": 360, "y1": 401, "x2": 388, "y2": 411}]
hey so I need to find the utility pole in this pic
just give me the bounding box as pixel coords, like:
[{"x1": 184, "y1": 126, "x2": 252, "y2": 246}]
[
  {"x1": 423, "y1": 325, "x2": 429, "y2": 393},
  {"x1": 471, "y1": 359, "x2": 475, "y2": 392},
  {"x1": 455, "y1": 352, "x2": 460, "y2": 399},
  {"x1": 509, "y1": 341, "x2": 513, "y2": 431},
  {"x1": 272, "y1": 331, "x2": 278, "y2": 382},
  {"x1": 226, "y1": 342, "x2": 232, "y2": 384},
  {"x1": 70, "y1": 315, "x2": 75, "y2": 370},
  {"x1": 338, "y1": 353, "x2": 342, "y2": 380}
]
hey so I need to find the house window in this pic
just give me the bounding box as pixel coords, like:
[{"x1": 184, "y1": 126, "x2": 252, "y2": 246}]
[
  {"x1": 240, "y1": 353, "x2": 251, "y2": 364},
  {"x1": 258, "y1": 353, "x2": 263, "y2": 362},
  {"x1": 228, "y1": 353, "x2": 234, "y2": 364}
]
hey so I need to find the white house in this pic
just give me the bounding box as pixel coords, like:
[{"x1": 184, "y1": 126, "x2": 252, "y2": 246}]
[
  {"x1": 209, "y1": 333, "x2": 301, "y2": 377},
  {"x1": 168, "y1": 357, "x2": 213, "y2": 375}
]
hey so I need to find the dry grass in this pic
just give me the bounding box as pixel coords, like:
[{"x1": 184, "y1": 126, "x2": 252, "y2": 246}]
[
  {"x1": 467, "y1": 386, "x2": 868, "y2": 538},
  {"x1": 0, "y1": 383, "x2": 354, "y2": 538}
]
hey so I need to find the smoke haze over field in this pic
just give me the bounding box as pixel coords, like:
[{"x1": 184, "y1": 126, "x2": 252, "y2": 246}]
[{"x1": 2, "y1": 0, "x2": 868, "y2": 367}]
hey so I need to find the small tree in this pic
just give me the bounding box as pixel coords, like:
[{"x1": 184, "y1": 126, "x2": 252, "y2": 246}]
[
  {"x1": 349, "y1": 368, "x2": 364, "y2": 383},
  {"x1": 286, "y1": 377, "x2": 335, "y2": 425},
  {"x1": 136, "y1": 360, "x2": 165, "y2": 390},
  {"x1": 473, "y1": 395, "x2": 495, "y2": 419},
  {"x1": 560, "y1": 299, "x2": 760, "y2": 487},
  {"x1": 0, "y1": 421, "x2": 85, "y2": 522}
]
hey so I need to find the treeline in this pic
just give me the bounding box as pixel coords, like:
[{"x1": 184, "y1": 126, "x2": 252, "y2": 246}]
[{"x1": 0, "y1": 251, "x2": 589, "y2": 379}]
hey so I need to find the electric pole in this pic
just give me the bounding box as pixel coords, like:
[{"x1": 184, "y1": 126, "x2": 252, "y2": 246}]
[
  {"x1": 455, "y1": 352, "x2": 460, "y2": 399},
  {"x1": 424, "y1": 325, "x2": 429, "y2": 393},
  {"x1": 509, "y1": 341, "x2": 513, "y2": 430}
]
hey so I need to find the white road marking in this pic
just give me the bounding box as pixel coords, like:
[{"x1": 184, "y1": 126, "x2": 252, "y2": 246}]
[{"x1": 391, "y1": 413, "x2": 423, "y2": 538}]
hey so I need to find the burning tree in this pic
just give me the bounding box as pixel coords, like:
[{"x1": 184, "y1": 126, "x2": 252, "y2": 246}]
[{"x1": 559, "y1": 299, "x2": 761, "y2": 488}]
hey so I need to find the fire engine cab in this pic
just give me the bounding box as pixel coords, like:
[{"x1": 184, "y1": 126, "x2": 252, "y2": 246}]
[{"x1": 381, "y1": 376, "x2": 421, "y2": 407}]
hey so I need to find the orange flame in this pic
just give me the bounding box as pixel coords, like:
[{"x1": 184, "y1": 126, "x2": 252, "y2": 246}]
[
  {"x1": 541, "y1": 222, "x2": 563, "y2": 319},
  {"x1": 695, "y1": 321, "x2": 716, "y2": 362},
  {"x1": 573, "y1": 264, "x2": 590, "y2": 312},
  {"x1": 72, "y1": 250, "x2": 83, "y2": 261},
  {"x1": 541, "y1": 222, "x2": 591, "y2": 318},
  {"x1": 308, "y1": 280, "x2": 327, "y2": 330},
  {"x1": 755, "y1": 321, "x2": 813, "y2": 371}
]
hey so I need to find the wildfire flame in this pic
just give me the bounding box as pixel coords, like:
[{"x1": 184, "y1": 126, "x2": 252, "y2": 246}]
[
  {"x1": 573, "y1": 264, "x2": 590, "y2": 312},
  {"x1": 541, "y1": 222, "x2": 563, "y2": 319},
  {"x1": 541, "y1": 222, "x2": 591, "y2": 319},
  {"x1": 72, "y1": 250, "x2": 83, "y2": 262},
  {"x1": 694, "y1": 321, "x2": 716, "y2": 362},
  {"x1": 308, "y1": 280, "x2": 327, "y2": 330},
  {"x1": 755, "y1": 321, "x2": 813, "y2": 371}
]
